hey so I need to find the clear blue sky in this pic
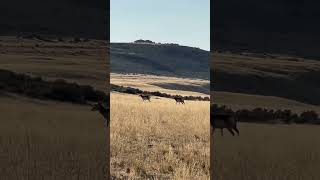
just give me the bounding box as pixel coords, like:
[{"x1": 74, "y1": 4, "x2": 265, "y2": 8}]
[{"x1": 111, "y1": 0, "x2": 210, "y2": 51}]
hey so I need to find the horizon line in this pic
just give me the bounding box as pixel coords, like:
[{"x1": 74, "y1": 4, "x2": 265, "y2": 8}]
[{"x1": 110, "y1": 40, "x2": 210, "y2": 51}]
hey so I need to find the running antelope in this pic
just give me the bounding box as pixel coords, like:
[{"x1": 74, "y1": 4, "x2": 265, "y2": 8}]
[
  {"x1": 91, "y1": 101, "x2": 110, "y2": 127},
  {"x1": 211, "y1": 113, "x2": 239, "y2": 136},
  {"x1": 174, "y1": 97, "x2": 185, "y2": 104},
  {"x1": 139, "y1": 94, "x2": 151, "y2": 102}
]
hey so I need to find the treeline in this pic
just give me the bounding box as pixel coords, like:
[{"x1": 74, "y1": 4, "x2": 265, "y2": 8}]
[
  {"x1": 111, "y1": 84, "x2": 210, "y2": 101},
  {"x1": 0, "y1": 69, "x2": 108, "y2": 104},
  {"x1": 212, "y1": 104, "x2": 320, "y2": 125},
  {"x1": 17, "y1": 33, "x2": 90, "y2": 43}
]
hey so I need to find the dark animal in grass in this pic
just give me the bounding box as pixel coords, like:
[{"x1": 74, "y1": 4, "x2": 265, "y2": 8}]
[
  {"x1": 139, "y1": 94, "x2": 151, "y2": 102},
  {"x1": 211, "y1": 113, "x2": 239, "y2": 136},
  {"x1": 174, "y1": 97, "x2": 184, "y2": 104}
]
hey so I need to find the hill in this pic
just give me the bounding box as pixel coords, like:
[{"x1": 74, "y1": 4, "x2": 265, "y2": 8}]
[
  {"x1": 212, "y1": 52, "x2": 320, "y2": 106},
  {"x1": 110, "y1": 42, "x2": 210, "y2": 80}
]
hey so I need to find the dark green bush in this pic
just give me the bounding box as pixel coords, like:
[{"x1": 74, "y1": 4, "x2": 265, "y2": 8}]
[
  {"x1": 212, "y1": 103, "x2": 319, "y2": 125},
  {"x1": 0, "y1": 69, "x2": 107, "y2": 104}
]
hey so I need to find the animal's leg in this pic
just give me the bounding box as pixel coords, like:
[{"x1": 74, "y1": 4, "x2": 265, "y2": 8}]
[
  {"x1": 227, "y1": 128, "x2": 235, "y2": 136},
  {"x1": 233, "y1": 127, "x2": 240, "y2": 136},
  {"x1": 221, "y1": 129, "x2": 223, "y2": 136}
]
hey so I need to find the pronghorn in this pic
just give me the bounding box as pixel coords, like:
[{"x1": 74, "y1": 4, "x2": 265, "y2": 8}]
[
  {"x1": 139, "y1": 94, "x2": 151, "y2": 102},
  {"x1": 173, "y1": 97, "x2": 185, "y2": 104},
  {"x1": 211, "y1": 113, "x2": 239, "y2": 136},
  {"x1": 91, "y1": 101, "x2": 110, "y2": 127}
]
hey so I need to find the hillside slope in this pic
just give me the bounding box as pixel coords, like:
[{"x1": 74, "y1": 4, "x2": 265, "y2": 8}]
[
  {"x1": 110, "y1": 43, "x2": 210, "y2": 80},
  {"x1": 212, "y1": 52, "x2": 320, "y2": 105}
]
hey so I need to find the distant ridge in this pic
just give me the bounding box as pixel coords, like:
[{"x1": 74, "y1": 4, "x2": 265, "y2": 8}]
[{"x1": 110, "y1": 42, "x2": 210, "y2": 80}]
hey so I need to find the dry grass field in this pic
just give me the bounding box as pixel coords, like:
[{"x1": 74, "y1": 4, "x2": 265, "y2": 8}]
[
  {"x1": 111, "y1": 73, "x2": 209, "y2": 97},
  {"x1": 110, "y1": 93, "x2": 210, "y2": 179},
  {"x1": 0, "y1": 36, "x2": 108, "y2": 179},
  {"x1": 212, "y1": 52, "x2": 320, "y2": 180},
  {"x1": 0, "y1": 94, "x2": 107, "y2": 179},
  {"x1": 211, "y1": 123, "x2": 320, "y2": 180}
]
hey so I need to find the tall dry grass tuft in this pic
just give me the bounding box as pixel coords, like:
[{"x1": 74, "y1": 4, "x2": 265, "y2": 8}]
[{"x1": 111, "y1": 93, "x2": 210, "y2": 179}]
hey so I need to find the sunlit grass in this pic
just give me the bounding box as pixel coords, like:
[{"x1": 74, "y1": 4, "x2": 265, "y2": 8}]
[
  {"x1": 111, "y1": 92, "x2": 210, "y2": 179},
  {"x1": 212, "y1": 123, "x2": 320, "y2": 180}
]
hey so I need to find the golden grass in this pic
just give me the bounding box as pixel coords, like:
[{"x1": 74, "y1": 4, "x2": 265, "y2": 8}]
[
  {"x1": 110, "y1": 92, "x2": 210, "y2": 179},
  {"x1": 0, "y1": 36, "x2": 110, "y2": 179},
  {"x1": 111, "y1": 73, "x2": 209, "y2": 97},
  {"x1": 0, "y1": 95, "x2": 107, "y2": 179},
  {"x1": 212, "y1": 123, "x2": 320, "y2": 180}
]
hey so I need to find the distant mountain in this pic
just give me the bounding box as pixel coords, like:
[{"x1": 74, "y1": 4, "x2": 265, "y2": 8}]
[
  {"x1": 0, "y1": 0, "x2": 108, "y2": 39},
  {"x1": 110, "y1": 43, "x2": 210, "y2": 80}
]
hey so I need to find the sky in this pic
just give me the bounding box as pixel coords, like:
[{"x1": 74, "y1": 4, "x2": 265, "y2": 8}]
[{"x1": 111, "y1": 0, "x2": 210, "y2": 51}]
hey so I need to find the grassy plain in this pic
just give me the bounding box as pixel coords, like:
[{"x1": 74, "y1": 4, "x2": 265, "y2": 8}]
[
  {"x1": 0, "y1": 94, "x2": 107, "y2": 179},
  {"x1": 212, "y1": 52, "x2": 320, "y2": 179},
  {"x1": 0, "y1": 36, "x2": 108, "y2": 179},
  {"x1": 211, "y1": 123, "x2": 320, "y2": 180},
  {"x1": 110, "y1": 93, "x2": 210, "y2": 179}
]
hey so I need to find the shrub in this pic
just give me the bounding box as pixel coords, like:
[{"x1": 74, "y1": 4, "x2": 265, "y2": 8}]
[
  {"x1": 0, "y1": 69, "x2": 107, "y2": 104},
  {"x1": 298, "y1": 111, "x2": 318, "y2": 124},
  {"x1": 110, "y1": 84, "x2": 210, "y2": 101},
  {"x1": 212, "y1": 103, "x2": 320, "y2": 125}
]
